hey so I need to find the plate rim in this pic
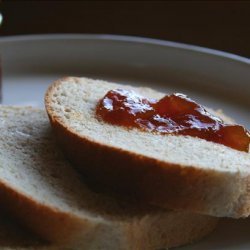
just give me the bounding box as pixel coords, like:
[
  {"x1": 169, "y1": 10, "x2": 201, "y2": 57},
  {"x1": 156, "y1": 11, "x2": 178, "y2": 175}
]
[{"x1": 0, "y1": 33, "x2": 249, "y2": 65}]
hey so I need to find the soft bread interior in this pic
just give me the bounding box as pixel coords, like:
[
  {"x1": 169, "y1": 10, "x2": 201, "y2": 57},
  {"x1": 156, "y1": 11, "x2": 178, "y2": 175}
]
[{"x1": 47, "y1": 77, "x2": 250, "y2": 173}]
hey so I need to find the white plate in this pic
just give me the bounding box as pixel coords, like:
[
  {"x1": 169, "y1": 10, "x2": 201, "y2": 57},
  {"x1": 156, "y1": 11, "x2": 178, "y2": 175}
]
[{"x1": 1, "y1": 34, "x2": 250, "y2": 249}]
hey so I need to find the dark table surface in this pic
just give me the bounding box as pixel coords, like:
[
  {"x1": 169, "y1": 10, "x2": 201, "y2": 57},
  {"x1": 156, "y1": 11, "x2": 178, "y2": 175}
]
[{"x1": 1, "y1": 1, "x2": 250, "y2": 58}]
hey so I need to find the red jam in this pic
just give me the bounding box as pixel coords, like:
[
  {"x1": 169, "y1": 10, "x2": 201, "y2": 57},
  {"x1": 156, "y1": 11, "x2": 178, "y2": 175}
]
[{"x1": 96, "y1": 89, "x2": 250, "y2": 152}]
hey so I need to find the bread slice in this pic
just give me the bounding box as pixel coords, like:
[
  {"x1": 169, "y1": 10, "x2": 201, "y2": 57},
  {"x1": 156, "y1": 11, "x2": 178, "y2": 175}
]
[
  {"x1": 0, "y1": 106, "x2": 217, "y2": 249},
  {"x1": 45, "y1": 77, "x2": 250, "y2": 218}
]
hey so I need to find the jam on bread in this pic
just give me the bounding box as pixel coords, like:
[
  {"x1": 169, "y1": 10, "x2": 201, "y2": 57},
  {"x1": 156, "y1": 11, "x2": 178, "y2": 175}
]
[{"x1": 96, "y1": 89, "x2": 250, "y2": 152}]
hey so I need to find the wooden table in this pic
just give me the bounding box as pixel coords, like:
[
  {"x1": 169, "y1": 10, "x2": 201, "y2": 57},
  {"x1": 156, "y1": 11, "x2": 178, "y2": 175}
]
[{"x1": 1, "y1": 1, "x2": 250, "y2": 58}]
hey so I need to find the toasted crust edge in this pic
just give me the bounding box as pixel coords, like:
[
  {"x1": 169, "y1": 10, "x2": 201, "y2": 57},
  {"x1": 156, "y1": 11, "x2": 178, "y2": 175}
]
[{"x1": 0, "y1": 179, "x2": 96, "y2": 245}]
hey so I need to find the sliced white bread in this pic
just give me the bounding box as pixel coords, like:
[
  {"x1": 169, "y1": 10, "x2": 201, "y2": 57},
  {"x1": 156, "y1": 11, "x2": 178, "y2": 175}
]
[
  {"x1": 45, "y1": 77, "x2": 250, "y2": 218},
  {"x1": 0, "y1": 106, "x2": 217, "y2": 249}
]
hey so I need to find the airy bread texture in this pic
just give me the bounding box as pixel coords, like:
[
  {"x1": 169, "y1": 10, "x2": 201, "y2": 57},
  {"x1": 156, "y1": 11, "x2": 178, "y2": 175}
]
[
  {"x1": 0, "y1": 106, "x2": 217, "y2": 249},
  {"x1": 45, "y1": 77, "x2": 250, "y2": 218}
]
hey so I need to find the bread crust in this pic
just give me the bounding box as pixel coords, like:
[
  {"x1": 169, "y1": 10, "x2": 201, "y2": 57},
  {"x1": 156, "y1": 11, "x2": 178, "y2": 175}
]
[
  {"x1": 0, "y1": 180, "x2": 94, "y2": 245},
  {"x1": 45, "y1": 77, "x2": 250, "y2": 218}
]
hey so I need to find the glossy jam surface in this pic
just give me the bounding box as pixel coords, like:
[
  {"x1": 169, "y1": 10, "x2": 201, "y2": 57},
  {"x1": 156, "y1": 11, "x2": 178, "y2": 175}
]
[{"x1": 96, "y1": 89, "x2": 250, "y2": 152}]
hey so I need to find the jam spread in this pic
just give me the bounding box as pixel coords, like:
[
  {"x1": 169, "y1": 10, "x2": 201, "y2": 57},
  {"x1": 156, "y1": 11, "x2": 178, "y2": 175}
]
[{"x1": 96, "y1": 89, "x2": 250, "y2": 152}]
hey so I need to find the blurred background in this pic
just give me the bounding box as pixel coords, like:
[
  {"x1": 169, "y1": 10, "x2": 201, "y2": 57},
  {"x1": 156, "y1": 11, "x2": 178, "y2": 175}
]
[{"x1": 1, "y1": 0, "x2": 250, "y2": 58}]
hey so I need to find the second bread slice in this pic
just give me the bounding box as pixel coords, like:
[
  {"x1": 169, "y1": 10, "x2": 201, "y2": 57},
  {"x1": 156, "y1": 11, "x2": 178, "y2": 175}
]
[{"x1": 0, "y1": 106, "x2": 217, "y2": 250}]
